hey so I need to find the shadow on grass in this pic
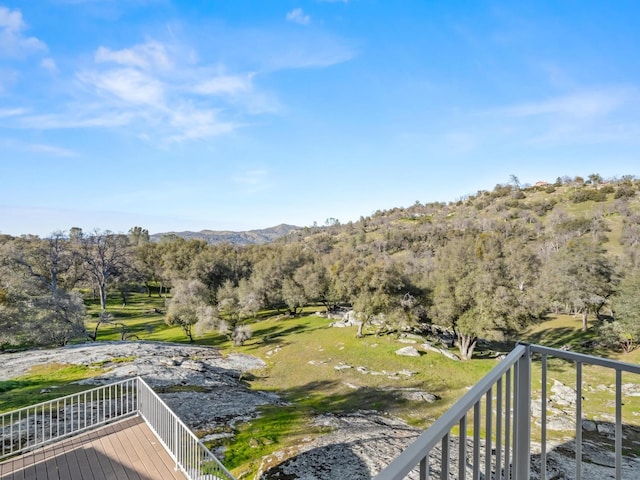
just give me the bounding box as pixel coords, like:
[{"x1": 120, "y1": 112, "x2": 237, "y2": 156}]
[
  {"x1": 240, "y1": 322, "x2": 325, "y2": 351},
  {"x1": 523, "y1": 326, "x2": 611, "y2": 357},
  {"x1": 223, "y1": 379, "x2": 427, "y2": 473}
]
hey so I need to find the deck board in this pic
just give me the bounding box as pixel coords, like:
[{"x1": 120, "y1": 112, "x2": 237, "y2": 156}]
[{"x1": 0, "y1": 417, "x2": 187, "y2": 480}]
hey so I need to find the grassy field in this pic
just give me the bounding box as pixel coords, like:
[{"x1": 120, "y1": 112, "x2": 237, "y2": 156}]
[
  {"x1": 4, "y1": 294, "x2": 640, "y2": 475},
  {"x1": 0, "y1": 363, "x2": 104, "y2": 412}
]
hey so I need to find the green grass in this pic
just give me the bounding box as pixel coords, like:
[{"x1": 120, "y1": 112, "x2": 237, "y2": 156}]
[
  {"x1": 521, "y1": 313, "x2": 640, "y2": 451},
  {"x1": 221, "y1": 405, "x2": 311, "y2": 473},
  {"x1": 0, "y1": 363, "x2": 103, "y2": 413},
  {"x1": 216, "y1": 313, "x2": 503, "y2": 476},
  {"x1": 16, "y1": 292, "x2": 640, "y2": 475}
]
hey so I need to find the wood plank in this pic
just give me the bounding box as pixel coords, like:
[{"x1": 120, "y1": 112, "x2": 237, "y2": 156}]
[
  {"x1": 81, "y1": 441, "x2": 107, "y2": 480},
  {"x1": 90, "y1": 438, "x2": 117, "y2": 480},
  {"x1": 107, "y1": 419, "x2": 148, "y2": 479},
  {"x1": 135, "y1": 424, "x2": 182, "y2": 478},
  {"x1": 0, "y1": 418, "x2": 189, "y2": 480},
  {"x1": 100, "y1": 421, "x2": 144, "y2": 480}
]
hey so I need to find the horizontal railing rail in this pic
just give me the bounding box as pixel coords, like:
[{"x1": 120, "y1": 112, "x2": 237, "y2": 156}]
[
  {"x1": 1, "y1": 376, "x2": 235, "y2": 480},
  {"x1": 530, "y1": 344, "x2": 640, "y2": 480},
  {"x1": 376, "y1": 344, "x2": 530, "y2": 480},
  {"x1": 375, "y1": 343, "x2": 640, "y2": 480},
  {"x1": 136, "y1": 377, "x2": 235, "y2": 480},
  {"x1": 1, "y1": 377, "x2": 138, "y2": 459}
]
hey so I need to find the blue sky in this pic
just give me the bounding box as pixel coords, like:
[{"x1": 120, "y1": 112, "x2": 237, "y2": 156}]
[{"x1": 2, "y1": 1, "x2": 640, "y2": 236}]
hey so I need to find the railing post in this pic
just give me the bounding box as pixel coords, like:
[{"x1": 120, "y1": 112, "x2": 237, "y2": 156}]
[
  {"x1": 136, "y1": 377, "x2": 141, "y2": 415},
  {"x1": 174, "y1": 415, "x2": 179, "y2": 471},
  {"x1": 513, "y1": 344, "x2": 531, "y2": 480}
]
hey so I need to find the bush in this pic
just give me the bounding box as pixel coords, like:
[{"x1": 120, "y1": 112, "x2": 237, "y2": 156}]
[
  {"x1": 490, "y1": 184, "x2": 513, "y2": 198},
  {"x1": 615, "y1": 186, "x2": 636, "y2": 199},
  {"x1": 532, "y1": 199, "x2": 557, "y2": 216},
  {"x1": 232, "y1": 324, "x2": 253, "y2": 346},
  {"x1": 572, "y1": 189, "x2": 607, "y2": 203}
]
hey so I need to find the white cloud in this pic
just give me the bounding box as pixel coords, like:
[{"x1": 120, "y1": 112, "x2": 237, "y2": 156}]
[
  {"x1": 0, "y1": 138, "x2": 77, "y2": 157},
  {"x1": 20, "y1": 111, "x2": 134, "y2": 129},
  {"x1": 94, "y1": 41, "x2": 171, "y2": 70},
  {"x1": 233, "y1": 169, "x2": 270, "y2": 192},
  {"x1": 40, "y1": 57, "x2": 58, "y2": 73},
  {"x1": 167, "y1": 106, "x2": 237, "y2": 142},
  {"x1": 0, "y1": 68, "x2": 18, "y2": 92},
  {"x1": 0, "y1": 107, "x2": 27, "y2": 117},
  {"x1": 5, "y1": 24, "x2": 355, "y2": 145},
  {"x1": 497, "y1": 89, "x2": 633, "y2": 119},
  {"x1": 79, "y1": 68, "x2": 165, "y2": 105},
  {"x1": 484, "y1": 87, "x2": 640, "y2": 147},
  {"x1": 0, "y1": 6, "x2": 47, "y2": 57},
  {"x1": 193, "y1": 74, "x2": 253, "y2": 96},
  {"x1": 286, "y1": 8, "x2": 311, "y2": 25},
  {"x1": 28, "y1": 143, "x2": 77, "y2": 157}
]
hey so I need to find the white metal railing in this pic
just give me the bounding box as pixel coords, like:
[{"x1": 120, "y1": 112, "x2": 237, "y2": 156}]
[
  {"x1": 375, "y1": 343, "x2": 640, "y2": 480},
  {"x1": 1, "y1": 377, "x2": 138, "y2": 459},
  {"x1": 136, "y1": 376, "x2": 235, "y2": 480},
  {"x1": 0, "y1": 377, "x2": 235, "y2": 480}
]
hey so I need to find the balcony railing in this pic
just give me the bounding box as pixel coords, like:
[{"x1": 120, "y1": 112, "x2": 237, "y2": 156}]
[
  {"x1": 0, "y1": 376, "x2": 235, "y2": 480},
  {"x1": 375, "y1": 343, "x2": 640, "y2": 480}
]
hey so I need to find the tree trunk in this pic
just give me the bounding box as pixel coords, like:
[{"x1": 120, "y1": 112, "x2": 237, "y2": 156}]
[
  {"x1": 457, "y1": 333, "x2": 477, "y2": 360},
  {"x1": 99, "y1": 283, "x2": 107, "y2": 311},
  {"x1": 356, "y1": 320, "x2": 365, "y2": 338},
  {"x1": 184, "y1": 324, "x2": 194, "y2": 343},
  {"x1": 582, "y1": 310, "x2": 588, "y2": 332},
  {"x1": 88, "y1": 318, "x2": 101, "y2": 341}
]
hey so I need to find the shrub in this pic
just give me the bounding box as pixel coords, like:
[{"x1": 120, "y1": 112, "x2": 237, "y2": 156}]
[
  {"x1": 572, "y1": 189, "x2": 607, "y2": 203},
  {"x1": 615, "y1": 186, "x2": 636, "y2": 199}
]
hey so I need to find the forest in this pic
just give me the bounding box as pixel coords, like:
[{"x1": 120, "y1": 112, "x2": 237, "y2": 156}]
[{"x1": 2, "y1": 174, "x2": 640, "y2": 361}]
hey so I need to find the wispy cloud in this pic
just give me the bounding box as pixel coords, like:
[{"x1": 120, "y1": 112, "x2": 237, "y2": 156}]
[
  {"x1": 0, "y1": 139, "x2": 77, "y2": 157},
  {"x1": 496, "y1": 89, "x2": 633, "y2": 119},
  {"x1": 28, "y1": 143, "x2": 77, "y2": 157},
  {"x1": 233, "y1": 169, "x2": 270, "y2": 192},
  {"x1": 0, "y1": 68, "x2": 17, "y2": 92},
  {"x1": 2, "y1": 9, "x2": 356, "y2": 145},
  {"x1": 286, "y1": 8, "x2": 311, "y2": 26},
  {"x1": 40, "y1": 57, "x2": 58, "y2": 73},
  {"x1": 0, "y1": 107, "x2": 27, "y2": 117},
  {"x1": 20, "y1": 110, "x2": 134, "y2": 129},
  {"x1": 0, "y1": 6, "x2": 47, "y2": 57},
  {"x1": 6, "y1": 39, "x2": 250, "y2": 143},
  {"x1": 95, "y1": 42, "x2": 171, "y2": 70},
  {"x1": 193, "y1": 74, "x2": 253, "y2": 96},
  {"x1": 78, "y1": 67, "x2": 165, "y2": 105},
  {"x1": 486, "y1": 87, "x2": 640, "y2": 147}
]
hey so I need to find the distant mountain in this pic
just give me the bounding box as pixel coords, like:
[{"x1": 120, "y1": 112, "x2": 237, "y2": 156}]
[{"x1": 150, "y1": 224, "x2": 301, "y2": 245}]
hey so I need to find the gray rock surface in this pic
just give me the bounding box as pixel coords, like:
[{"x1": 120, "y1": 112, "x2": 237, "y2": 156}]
[
  {"x1": 257, "y1": 412, "x2": 422, "y2": 480},
  {"x1": 5, "y1": 342, "x2": 640, "y2": 480},
  {"x1": 395, "y1": 346, "x2": 420, "y2": 357},
  {"x1": 0, "y1": 341, "x2": 276, "y2": 456}
]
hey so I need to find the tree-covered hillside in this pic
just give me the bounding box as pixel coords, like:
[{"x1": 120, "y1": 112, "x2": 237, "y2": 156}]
[{"x1": 2, "y1": 174, "x2": 640, "y2": 359}]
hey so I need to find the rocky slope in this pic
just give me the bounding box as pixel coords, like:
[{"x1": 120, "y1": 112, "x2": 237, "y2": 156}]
[{"x1": 3, "y1": 342, "x2": 640, "y2": 479}]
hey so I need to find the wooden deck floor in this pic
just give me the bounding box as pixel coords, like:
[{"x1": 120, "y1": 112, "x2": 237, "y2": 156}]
[{"x1": 0, "y1": 416, "x2": 188, "y2": 480}]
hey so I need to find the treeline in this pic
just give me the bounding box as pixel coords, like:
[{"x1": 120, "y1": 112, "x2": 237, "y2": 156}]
[{"x1": 2, "y1": 175, "x2": 640, "y2": 359}]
